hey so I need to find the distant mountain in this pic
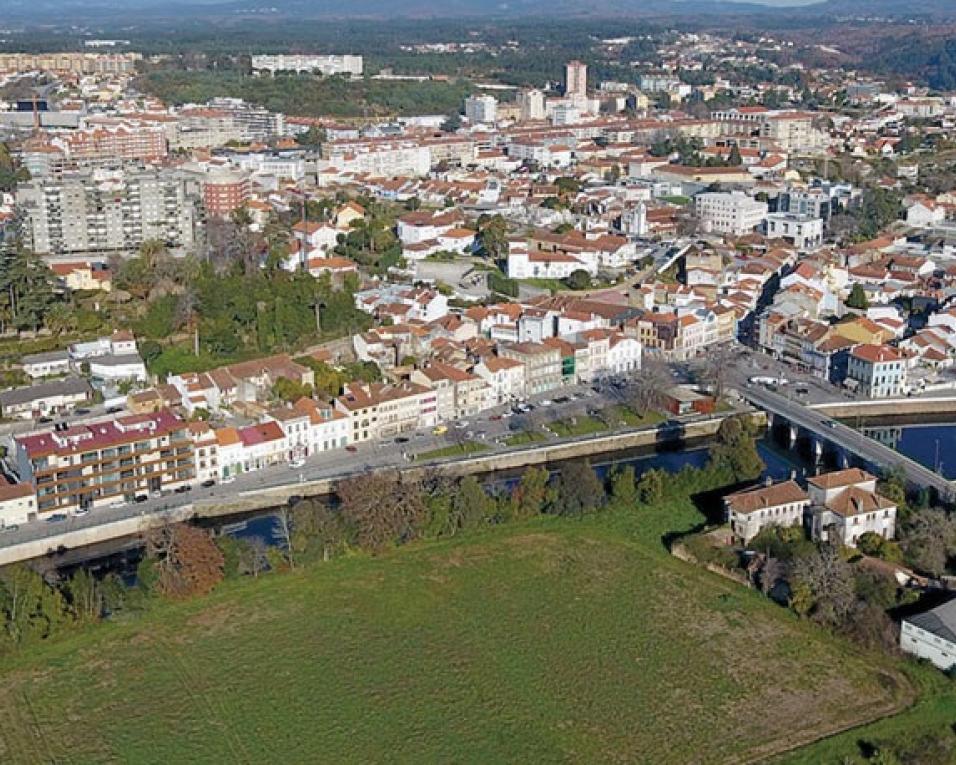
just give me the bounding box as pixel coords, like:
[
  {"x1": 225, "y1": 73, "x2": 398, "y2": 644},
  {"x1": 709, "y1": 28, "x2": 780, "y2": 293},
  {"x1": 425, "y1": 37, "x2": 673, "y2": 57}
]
[{"x1": 3, "y1": 0, "x2": 955, "y2": 24}]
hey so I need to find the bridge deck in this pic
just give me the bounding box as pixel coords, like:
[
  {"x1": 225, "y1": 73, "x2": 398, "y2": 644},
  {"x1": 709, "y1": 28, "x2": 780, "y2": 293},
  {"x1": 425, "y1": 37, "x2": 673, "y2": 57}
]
[{"x1": 743, "y1": 387, "x2": 954, "y2": 501}]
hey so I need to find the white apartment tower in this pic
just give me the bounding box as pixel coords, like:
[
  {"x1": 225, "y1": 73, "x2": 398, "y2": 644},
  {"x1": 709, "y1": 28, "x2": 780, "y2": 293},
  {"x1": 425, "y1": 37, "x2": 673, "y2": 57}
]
[
  {"x1": 518, "y1": 89, "x2": 546, "y2": 121},
  {"x1": 464, "y1": 95, "x2": 498, "y2": 125},
  {"x1": 565, "y1": 60, "x2": 588, "y2": 98}
]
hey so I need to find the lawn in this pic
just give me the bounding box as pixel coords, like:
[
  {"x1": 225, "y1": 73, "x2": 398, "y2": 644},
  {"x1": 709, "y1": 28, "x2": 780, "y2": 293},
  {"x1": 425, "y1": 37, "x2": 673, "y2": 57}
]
[
  {"x1": 549, "y1": 415, "x2": 608, "y2": 437},
  {"x1": 503, "y1": 430, "x2": 548, "y2": 447},
  {"x1": 0, "y1": 501, "x2": 914, "y2": 764},
  {"x1": 414, "y1": 440, "x2": 488, "y2": 461},
  {"x1": 605, "y1": 405, "x2": 665, "y2": 428}
]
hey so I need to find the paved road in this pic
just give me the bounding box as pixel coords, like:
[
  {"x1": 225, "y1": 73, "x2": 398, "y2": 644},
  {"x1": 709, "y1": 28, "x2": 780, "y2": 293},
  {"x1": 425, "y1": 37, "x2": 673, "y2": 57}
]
[
  {"x1": 0, "y1": 383, "x2": 628, "y2": 551},
  {"x1": 741, "y1": 383, "x2": 954, "y2": 500}
]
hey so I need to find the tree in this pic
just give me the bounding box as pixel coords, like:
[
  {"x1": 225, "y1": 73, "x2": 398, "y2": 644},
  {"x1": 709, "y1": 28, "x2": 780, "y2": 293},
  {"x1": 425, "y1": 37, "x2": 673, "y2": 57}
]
[
  {"x1": 145, "y1": 523, "x2": 225, "y2": 599},
  {"x1": 846, "y1": 283, "x2": 869, "y2": 310},
  {"x1": 565, "y1": 269, "x2": 592, "y2": 290},
  {"x1": 901, "y1": 508, "x2": 956, "y2": 577},
  {"x1": 291, "y1": 501, "x2": 347, "y2": 562},
  {"x1": 450, "y1": 476, "x2": 496, "y2": 532},
  {"x1": 0, "y1": 564, "x2": 72, "y2": 648},
  {"x1": 790, "y1": 545, "x2": 856, "y2": 627},
  {"x1": 637, "y1": 468, "x2": 667, "y2": 505},
  {"x1": 708, "y1": 415, "x2": 765, "y2": 482},
  {"x1": 728, "y1": 145, "x2": 743, "y2": 166},
  {"x1": 551, "y1": 460, "x2": 605, "y2": 517},
  {"x1": 699, "y1": 343, "x2": 735, "y2": 399},
  {"x1": 510, "y1": 466, "x2": 553, "y2": 520},
  {"x1": 476, "y1": 214, "x2": 508, "y2": 260},
  {"x1": 274, "y1": 507, "x2": 297, "y2": 571},
  {"x1": 609, "y1": 465, "x2": 638, "y2": 507},
  {"x1": 629, "y1": 357, "x2": 670, "y2": 416},
  {"x1": 337, "y1": 472, "x2": 426, "y2": 552}
]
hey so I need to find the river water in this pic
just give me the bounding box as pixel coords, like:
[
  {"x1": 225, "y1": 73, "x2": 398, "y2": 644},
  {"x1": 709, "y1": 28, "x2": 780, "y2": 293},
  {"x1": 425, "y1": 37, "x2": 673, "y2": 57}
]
[{"x1": 53, "y1": 420, "x2": 934, "y2": 578}]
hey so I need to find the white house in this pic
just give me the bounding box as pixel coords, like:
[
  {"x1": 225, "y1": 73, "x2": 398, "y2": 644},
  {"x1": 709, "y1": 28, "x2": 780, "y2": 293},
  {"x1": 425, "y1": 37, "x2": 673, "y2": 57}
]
[
  {"x1": 847, "y1": 344, "x2": 906, "y2": 398},
  {"x1": 808, "y1": 468, "x2": 897, "y2": 547},
  {"x1": 765, "y1": 213, "x2": 824, "y2": 251},
  {"x1": 0, "y1": 481, "x2": 38, "y2": 527},
  {"x1": 724, "y1": 479, "x2": 810, "y2": 544},
  {"x1": 901, "y1": 599, "x2": 956, "y2": 672},
  {"x1": 21, "y1": 350, "x2": 71, "y2": 379}
]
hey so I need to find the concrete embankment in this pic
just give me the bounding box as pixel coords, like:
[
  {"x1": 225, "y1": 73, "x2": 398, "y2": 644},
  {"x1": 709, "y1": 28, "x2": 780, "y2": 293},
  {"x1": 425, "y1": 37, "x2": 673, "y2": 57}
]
[
  {"x1": 811, "y1": 397, "x2": 956, "y2": 419},
  {"x1": 192, "y1": 412, "x2": 764, "y2": 519},
  {"x1": 0, "y1": 410, "x2": 763, "y2": 567},
  {"x1": 0, "y1": 505, "x2": 195, "y2": 568}
]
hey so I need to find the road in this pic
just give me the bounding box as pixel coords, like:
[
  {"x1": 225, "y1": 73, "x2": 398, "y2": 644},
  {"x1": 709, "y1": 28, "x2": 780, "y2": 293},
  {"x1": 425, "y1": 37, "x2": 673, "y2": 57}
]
[
  {"x1": 0, "y1": 383, "x2": 637, "y2": 551},
  {"x1": 741, "y1": 383, "x2": 954, "y2": 500}
]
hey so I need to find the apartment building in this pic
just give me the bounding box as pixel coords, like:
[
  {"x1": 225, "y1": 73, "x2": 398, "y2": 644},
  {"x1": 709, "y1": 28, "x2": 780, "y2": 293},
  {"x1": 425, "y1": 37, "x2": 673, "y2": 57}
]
[
  {"x1": 498, "y1": 342, "x2": 562, "y2": 395},
  {"x1": 16, "y1": 168, "x2": 201, "y2": 255},
  {"x1": 464, "y1": 95, "x2": 498, "y2": 125},
  {"x1": 518, "y1": 89, "x2": 546, "y2": 121},
  {"x1": 336, "y1": 381, "x2": 438, "y2": 442},
  {"x1": 565, "y1": 60, "x2": 588, "y2": 98},
  {"x1": 0, "y1": 52, "x2": 141, "y2": 75},
  {"x1": 51, "y1": 122, "x2": 168, "y2": 164},
  {"x1": 14, "y1": 409, "x2": 194, "y2": 515},
  {"x1": 695, "y1": 191, "x2": 768, "y2": 236},
  {"x1": 764, "y1": 213, "x2": 824, "y2": 251},
  {"x1": 474, "y1": 356, "x2": 526, "y2": 404},
  {"x1": 251, "y1": 54, "x2": 363, "y2": 77}
]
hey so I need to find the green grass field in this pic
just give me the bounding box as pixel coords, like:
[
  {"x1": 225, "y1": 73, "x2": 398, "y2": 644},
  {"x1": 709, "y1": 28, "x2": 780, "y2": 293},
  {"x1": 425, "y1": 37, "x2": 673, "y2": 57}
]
[
  {"x1": 0, "y1": 497, "x2": 918, "y2": 764},
  {"x1": 502, "y1": 430, "x2": 548, "y2": 447},
  {"x1": 414, "y1": 440, "x2": 488, "y2": 461}
]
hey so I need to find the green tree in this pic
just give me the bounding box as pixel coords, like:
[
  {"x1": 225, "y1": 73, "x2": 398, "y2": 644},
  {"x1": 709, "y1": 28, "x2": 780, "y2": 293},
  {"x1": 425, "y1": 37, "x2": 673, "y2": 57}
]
[
  {"x1": 510, "y1": 466, "x2": 554, "y2": 520},
  {"x1": 609, "y1": 465, "x2": 639, "y2": 508},
  {"x1": 845, "y1": 283, "x2": 869, "y2": 310},
  {"x1": 637, "y1": 468, "x2": 666, "y2": 504},
  {"x1": 552, "y1": 460, "x2": 605, "y2": 517},
  {"x1": 565, "y1": 269, "x2": 592, "y2": 290}
]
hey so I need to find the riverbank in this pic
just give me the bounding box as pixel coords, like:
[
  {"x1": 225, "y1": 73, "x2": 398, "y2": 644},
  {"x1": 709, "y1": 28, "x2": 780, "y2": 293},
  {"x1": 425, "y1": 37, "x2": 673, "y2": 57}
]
[{"x1": 0, "y1": 411, "x2": 763, "y2": 568}]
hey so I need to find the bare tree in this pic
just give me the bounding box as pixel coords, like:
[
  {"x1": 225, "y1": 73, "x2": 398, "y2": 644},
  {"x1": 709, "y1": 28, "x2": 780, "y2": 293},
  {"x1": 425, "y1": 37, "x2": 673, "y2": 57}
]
[
  {"x1": 699, "y1": 343, "x2": 735, "y2": 400},
  {"x1": 629, "y1": 356, "x2": 671, "y2": 416},
  {"x1": 239, "y1": 536, "x2": 269, "y2": 578},
  {"x1": 274, "y1": 507, "x2": 296, "y2": 571},
  {"x1": 790, "y1": 544, "x2": 856, "y2": 627},
  {"x1": 145, "y1": 522, "x2": 224, "y2": 599}
]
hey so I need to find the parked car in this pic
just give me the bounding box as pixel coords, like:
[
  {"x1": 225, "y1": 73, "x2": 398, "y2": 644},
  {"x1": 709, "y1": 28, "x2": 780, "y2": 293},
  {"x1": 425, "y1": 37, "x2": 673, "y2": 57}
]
[
  {"x1": 74, "y1": 408, "x2": 91, "y2": 416},
  {"x1": 345, "y1": 445, "x2": 358, "y2": 453},
  {"x1": 0, "y1": 524, "x2": 19, "y2": 533},
  {"x1": 134, "y1": 494, "x2": 148, "y2": 503},
  {"x1": 200, "y1": 479, "x2": 216, "y2": 488},
  {"x1": 73, "y1": 507, "x2": 90, "y2": 516},
  {"x1": 394, "y1": 436, "x2": 409, "y2": 444},
  {"x1": 289, "y1": 459, "x2": 306, "y2": 469},
  {"x1": 174, "y1": 485, "x2": 192, "y2": 494},
  {"x1": 45, "y1": 513, "x2": 68, "y2": 523}
]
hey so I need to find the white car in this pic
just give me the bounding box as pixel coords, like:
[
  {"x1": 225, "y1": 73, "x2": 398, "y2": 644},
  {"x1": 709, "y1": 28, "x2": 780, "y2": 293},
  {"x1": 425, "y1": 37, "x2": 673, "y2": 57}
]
[{"x1": 289, "y1": 459, "x2": 306, "y2": 469}]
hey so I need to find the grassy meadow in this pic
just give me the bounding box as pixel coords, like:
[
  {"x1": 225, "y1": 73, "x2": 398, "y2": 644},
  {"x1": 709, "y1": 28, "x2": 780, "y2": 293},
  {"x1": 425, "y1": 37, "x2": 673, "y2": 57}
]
[{"x1": 0, "y1": 496, "x2": 924, "y2": 764}]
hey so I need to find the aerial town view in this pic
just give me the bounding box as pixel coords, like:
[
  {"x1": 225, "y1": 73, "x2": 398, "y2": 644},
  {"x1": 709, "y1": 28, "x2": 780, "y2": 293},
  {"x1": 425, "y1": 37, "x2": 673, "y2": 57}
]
[{"x1": 0, "y1": 0, "x2": 955, "y2": 762}]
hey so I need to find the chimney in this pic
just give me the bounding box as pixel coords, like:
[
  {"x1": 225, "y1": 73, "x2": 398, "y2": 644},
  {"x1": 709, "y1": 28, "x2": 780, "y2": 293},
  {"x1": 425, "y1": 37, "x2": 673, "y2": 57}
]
[{"x1": 764, "y1": 475, "x2": 773, "y2": 487}]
